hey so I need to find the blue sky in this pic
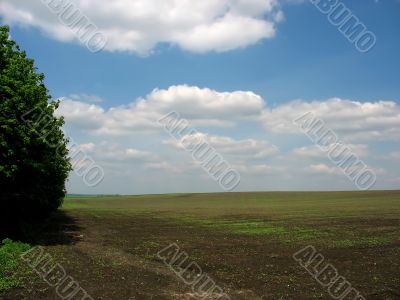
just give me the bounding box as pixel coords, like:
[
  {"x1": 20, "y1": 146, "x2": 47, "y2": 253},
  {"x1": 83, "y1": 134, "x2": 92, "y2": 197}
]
[{"x1": 1, "y1": 0, "x2": 399, "y2": 194}]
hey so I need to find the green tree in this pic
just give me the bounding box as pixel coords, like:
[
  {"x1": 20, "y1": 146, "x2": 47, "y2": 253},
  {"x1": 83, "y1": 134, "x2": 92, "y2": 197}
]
[{"x1": 0, "y1": 25, "x2": 71, "y2": 238}]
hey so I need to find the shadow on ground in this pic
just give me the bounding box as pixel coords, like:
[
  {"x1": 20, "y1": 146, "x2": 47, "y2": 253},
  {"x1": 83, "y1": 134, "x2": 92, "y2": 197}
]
[
  {"x1": 0, "y1": 210, "x2": 82, "y2": 246},
  {"x1": 21, "y1": 210, "x2": 84, "y2": 246}
]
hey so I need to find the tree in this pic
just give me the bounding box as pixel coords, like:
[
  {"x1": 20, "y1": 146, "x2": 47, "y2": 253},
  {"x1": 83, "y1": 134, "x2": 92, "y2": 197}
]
[{"x1": 0, "y1": 25, "x2": 71, "y2": 238}]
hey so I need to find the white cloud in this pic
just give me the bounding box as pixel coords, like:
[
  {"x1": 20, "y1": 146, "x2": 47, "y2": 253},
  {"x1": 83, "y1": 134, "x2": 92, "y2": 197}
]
[
  {"x1": 388, "y1": 177, "x2": 400, "y2": 183},
  {"x1": 96, "y1": 143, "x2": 159, "y2": 163},
  {"x1": 68, "y1": 94, "x2": 104, "y2": 103},
  {"x1": 389, "y1": 152, "x2": 400, "y2": 160},
  {"x1": 306, "y1": 164, "x2": 339, "y2": 175},
  {"x1": 164, "y1": 132, "x2": 279, "y2": 159},
  {"x1": 261, "y1": 98, "x2": 400, "y2": 141},
  {"x1": 293, "y1": 144, "x2": 369, "y2": 158},
  {"x1": 232, "y1": 163, "x2": 285, "y2": 174},
  {"x1": 306, "y1": 164, "x2": 386, "y2": 179},
  {"x1": 57, "y1": 100, "x2": 105, "y2": 130},
  {"x1": 56, "y1": 85, "x2": 265, "y2": 135},
  {"x1": 293, "y1": 145, "x2": 326, "y2": 158},
  {"x1": 57, "y1": 90, "x2": 400, "y2": 141},
  {"x1": 145, "y1": 161, "x2": 178, "y2": 171},
  {"x1": 53, "y1": 87, "x2": 400, "y2": 193},
  {"x1": 71, "y1": 142, "x2": 159, "y2": 165},
  {"x1": 72, "y1": 142, "x2": 96, "y2": 153},
  {"x1": 0, "y1": 0, "x2": 283, "y2": 54}
]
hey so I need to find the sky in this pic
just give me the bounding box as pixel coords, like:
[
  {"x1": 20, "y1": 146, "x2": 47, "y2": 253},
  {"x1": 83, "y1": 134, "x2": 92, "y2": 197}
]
[{"x1": 1, "y1": 0, "x2": 399, "y2": 194}]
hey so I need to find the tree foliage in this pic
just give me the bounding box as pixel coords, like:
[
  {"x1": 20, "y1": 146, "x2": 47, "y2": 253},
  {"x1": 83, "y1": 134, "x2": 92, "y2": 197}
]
[{"x1": 0, "y1": 25, "x2": 71, "y2": 238}]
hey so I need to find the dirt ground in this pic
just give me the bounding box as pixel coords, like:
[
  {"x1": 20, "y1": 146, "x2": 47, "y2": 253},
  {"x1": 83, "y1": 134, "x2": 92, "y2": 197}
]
[{"x1": 2, "y1": 207, "x2": 400, "y2": 300}]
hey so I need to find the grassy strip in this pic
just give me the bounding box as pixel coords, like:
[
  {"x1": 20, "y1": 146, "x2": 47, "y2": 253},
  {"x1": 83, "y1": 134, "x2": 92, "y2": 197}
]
[
  {"x1": 170, "y1": 216, "x2": 394, "y2": 247},
  {"x1": 0, "y1": 239, "x2": 31, "y2": 293}
]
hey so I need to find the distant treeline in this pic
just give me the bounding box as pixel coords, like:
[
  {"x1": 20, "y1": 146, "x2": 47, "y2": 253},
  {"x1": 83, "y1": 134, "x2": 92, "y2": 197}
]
[{"x1": 66, "y1": 194, "x2": 122, "y2": 198}]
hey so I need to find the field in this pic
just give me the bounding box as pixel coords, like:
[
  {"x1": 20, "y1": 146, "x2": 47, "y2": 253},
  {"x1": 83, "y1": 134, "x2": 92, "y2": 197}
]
[{"x1": 2, "y1": 191, "x2": 400, "y2": 300}]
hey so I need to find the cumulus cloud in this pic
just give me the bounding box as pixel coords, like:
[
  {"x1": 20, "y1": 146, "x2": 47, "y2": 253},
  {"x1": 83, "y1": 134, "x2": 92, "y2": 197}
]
[
  {"x1": 57, "y1": 91, "x2": 399, "y2": 192},
  {"x1": 56, "y1": 87, "x2": 400, "y2": 144},
  {"x1": 232, "y1": 163, "x2": 285, "y2": 174},
  {"x1": 388, "y1": 152, "x2": 400, "y2": 160},
  {"x1": 52, "y1": 86, "x2": 399, "y2": 192},
  {"x1": 67, "y1": 141, "x2": 159, "y2": 164},
  {"x1": 145, "y1": 161, "x2": 182, "y2": 173},
  {"x1": 110, "y1": 148, "x2": 158, "y2": 162},
  {"x1": 56, "y1": 85, "x2": 265, "y2": 135},
  {"x1": 306, "y1": 164, "x2": 386, "y2": 179},
  {"x1": 306, "y1": 164, "x2": 339, "y2": 175},
  {"x1": 71, "y1": 142, "x2": 96, "y2": 153},
  {"x1": 164, "y1": 132, "x2": 279, "y2": 159},
  {"x1": 57, "y1": 100, "x2": 105, "y2": 130},
  {"x1": 261, "y1": 98, "x2": 400, "y2": 141},
  {"x1": 68, "y1": 94, "x2": 104, "y2": 103},
  {"x1": 293, "y1": 144, "x2": 369, "y2": 158},
  {"x1": 65, "y1": 141, "x2": 160, "y2": 178},
  {"x1": 0, "y1": 0, "x2": 283, "y2": 54}
]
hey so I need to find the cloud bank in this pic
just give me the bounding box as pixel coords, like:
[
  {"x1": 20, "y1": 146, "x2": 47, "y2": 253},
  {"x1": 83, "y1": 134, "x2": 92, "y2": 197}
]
[
  {"x1": 56, "y1": 85, "x2": 265, "y2": 135},
  {"x1": 55, "y1": 85, "x2": 399, "y2": 193},
  {"x1": 0, "y1": 0, "x2": 283, "y2": 54}
]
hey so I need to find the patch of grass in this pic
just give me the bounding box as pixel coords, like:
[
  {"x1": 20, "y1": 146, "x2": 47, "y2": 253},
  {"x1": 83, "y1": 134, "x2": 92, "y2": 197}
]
[
  {"x1": 175, "y1": 217, "x2": 280, "y2": 233},
  {"x1": 62, "y1": 202, "x2": 91, "y2": 209},
  {"x1": 285, "y1": 228, "x2": 331, "y2": 241},
  {"x1": 143, "y1": 253, "x2": 159, "y2": 260},
  {"x1": 134, "y1": 241, "x2": 162, "y2": 261},
  {"x1": 0, "y1": 239, "x2": 31, "y2": 293},
  {"x1": 362, "y1": 237, "x2": 392, "y2": 246},
  {"x1": 330, "y1": 237, "x2": 392, "y2": 248},
  {"x1": 173, "y1": 216, "x2": 332, "y2": 241},
  {"x1": 141, "y1": 241, "x2": 160, "y2": 249},
  {"x1": 234, "y1": 223, "x2": 288, "y2": 236}
]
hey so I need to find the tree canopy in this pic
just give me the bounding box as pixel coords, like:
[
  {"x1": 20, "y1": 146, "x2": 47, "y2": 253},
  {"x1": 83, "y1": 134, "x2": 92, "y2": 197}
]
[{"x1": 0, "y1": 25, "x2": 71, "y2": 238}]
